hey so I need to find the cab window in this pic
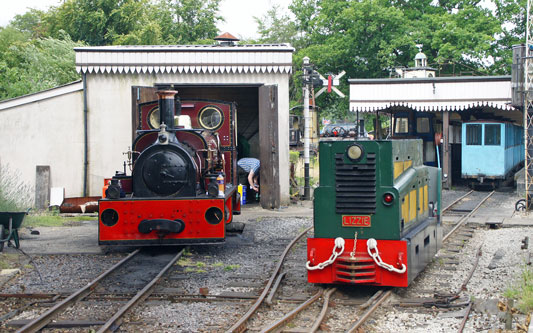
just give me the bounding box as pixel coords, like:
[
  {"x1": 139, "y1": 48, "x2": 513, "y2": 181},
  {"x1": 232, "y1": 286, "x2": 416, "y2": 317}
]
[
  {"x1": 394, "y1": 117, "x2": 409, "y2": 134},
  {"x1": 416, "y1": 117, "x2": 430, "y2": 133},
  {"x1": 466, "y1": 124, "x2": 482, "y2": 145},
  {"x1": 484, "y1": 124, "x2": 501, "y2": 146}
]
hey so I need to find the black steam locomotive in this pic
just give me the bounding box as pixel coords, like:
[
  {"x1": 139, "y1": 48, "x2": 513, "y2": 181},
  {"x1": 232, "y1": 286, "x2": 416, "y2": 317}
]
[{"x1": 99, "y1": 88, "x2": 241, "y2": 245}]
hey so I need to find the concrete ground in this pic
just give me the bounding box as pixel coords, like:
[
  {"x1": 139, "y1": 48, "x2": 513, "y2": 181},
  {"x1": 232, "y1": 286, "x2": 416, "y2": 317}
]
[
  {"x1": 3, "y1": 200, "x2": 314, "y2": 256},
  {"x1": 4, "y1": 190, "x2": 533, "y2": 256}
]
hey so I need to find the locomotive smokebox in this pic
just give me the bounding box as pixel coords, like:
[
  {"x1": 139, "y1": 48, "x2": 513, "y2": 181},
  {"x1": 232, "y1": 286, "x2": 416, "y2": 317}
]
[{"x1": 157, "y1": 90, "x2": 178, "y2": 130}]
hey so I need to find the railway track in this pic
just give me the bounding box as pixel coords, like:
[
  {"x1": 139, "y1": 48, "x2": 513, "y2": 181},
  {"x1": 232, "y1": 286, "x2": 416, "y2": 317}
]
[
  {"x1": 247, "y1": 190, "x2": 497, "y2": 332},
  {"x1": 0, "y1": 191, "x2": 506, "y2": 331},
  {"x1": 8, "y1": 248, "x2": 184, "y2": 332},
  {"x1": 220, "y1": 225, "x2": 390, "y2": 332},
  {"x1": 349, "y1": 190, "x2": 495, "y2": 331},
  {"x1": 0, "y1": 217, "x2": 315, "y2": 332}
]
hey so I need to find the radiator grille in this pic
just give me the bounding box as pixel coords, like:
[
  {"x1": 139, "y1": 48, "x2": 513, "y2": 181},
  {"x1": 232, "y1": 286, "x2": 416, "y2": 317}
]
[
  {"x1": 335, "y1": 152, "x2": 376, "y2": 214},
  {"x1": 334, "y1": 255, "x2": 377, "y2": 284}
]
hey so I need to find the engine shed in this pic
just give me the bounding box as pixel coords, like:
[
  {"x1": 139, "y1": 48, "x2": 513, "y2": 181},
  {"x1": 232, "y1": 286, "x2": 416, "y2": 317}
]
[
  {"x1": 0, "y1": 39, "x2": 293, "y2": 209},
  {"x1": 74, "y1": 40, "x2": 294, "y2": 208}
]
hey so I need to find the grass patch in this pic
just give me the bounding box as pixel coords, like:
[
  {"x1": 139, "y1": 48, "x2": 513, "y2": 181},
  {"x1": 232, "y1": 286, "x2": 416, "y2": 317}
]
[
  {"x1": 177, "y1": 257, "x2": 193, "y2": 266},
  {"x1": 23, "y1": 213, "x2": 97, "y2": 228},
  {"x1": 224, "y1": 264, "x2": 240, "y2": 271},
  {"x1": 0, "y1": 253, "x2": 20, "y2": 270},
  {"x1": 505, "y1": 265, "x2": 533, "y2": 313},
  {"x1": 184, "y1": 267, "x2": 206, "y2": 273}
]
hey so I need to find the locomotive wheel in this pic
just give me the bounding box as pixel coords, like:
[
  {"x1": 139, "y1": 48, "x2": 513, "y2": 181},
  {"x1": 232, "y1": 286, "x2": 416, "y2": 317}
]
[{"x1": 515, "y1": 199, "x2": 527, "y2": 212}]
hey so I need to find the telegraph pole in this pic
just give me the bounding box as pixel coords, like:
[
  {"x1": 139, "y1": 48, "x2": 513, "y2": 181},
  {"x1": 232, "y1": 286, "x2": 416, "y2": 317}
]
[
  {"x1": 302, "y1": 56, "x2": 311, "y2": 200},
  {"x1": 525, "y1": 0, "x2": 533, "y2": 209},
  {"x1": 301, "y1": 57, "x2": 346, "y2": 200}
]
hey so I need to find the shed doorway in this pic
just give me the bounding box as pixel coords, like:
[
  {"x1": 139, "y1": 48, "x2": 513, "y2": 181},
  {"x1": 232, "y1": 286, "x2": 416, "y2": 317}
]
[{"x1": 131, "y1": 84, "x2": 280, "y2": 209}]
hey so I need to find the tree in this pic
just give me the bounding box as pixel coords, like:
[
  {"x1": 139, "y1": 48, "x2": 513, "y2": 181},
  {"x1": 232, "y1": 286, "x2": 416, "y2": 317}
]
[
  {"x1": 152, "y1": 0, "x2": 222, "y2": 44},
  {"x1": 253, "y1": 6, "x2": 303, "y2": 48},
  {"x1": 492, "y1": 0, "x2": 527, "y2": 74},
  {"x1": 257, "y1": 0, "x2": 511, "y2": 120},
  {"x1": 10, "y1": 9, "x2": 48, "y2": 39},
  {"x1": 44, "y1": 0, "x2": 151, "y2": 46},
  {"x1": 0, "y1": 32, "x2": 83, "y2": 100}
]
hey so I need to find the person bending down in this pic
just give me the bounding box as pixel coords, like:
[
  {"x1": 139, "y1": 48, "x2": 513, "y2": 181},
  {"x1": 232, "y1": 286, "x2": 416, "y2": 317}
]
[{"x1": 237, "y1": 157, "x2": 260, "y2": 192}]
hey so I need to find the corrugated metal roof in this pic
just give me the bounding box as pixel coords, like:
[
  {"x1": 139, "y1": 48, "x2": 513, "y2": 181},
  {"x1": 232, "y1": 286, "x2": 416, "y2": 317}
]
[
  {"x1": 349, "y1": 76, "x2": 516, "y2": 112},
  {"x1": 74, "y1": 44, "x2": 294, "y2": 75}
]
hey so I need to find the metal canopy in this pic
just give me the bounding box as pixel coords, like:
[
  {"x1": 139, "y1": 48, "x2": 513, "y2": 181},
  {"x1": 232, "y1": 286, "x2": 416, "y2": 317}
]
[{"x1": 349, "y1": 76, "x2": 516, "y2": 114}]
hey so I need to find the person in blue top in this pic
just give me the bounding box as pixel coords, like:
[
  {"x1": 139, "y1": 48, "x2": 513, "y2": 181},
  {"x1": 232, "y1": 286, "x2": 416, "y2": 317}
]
[{"x1": 237, "y1": 157, "x2": 260, "y2": 193}]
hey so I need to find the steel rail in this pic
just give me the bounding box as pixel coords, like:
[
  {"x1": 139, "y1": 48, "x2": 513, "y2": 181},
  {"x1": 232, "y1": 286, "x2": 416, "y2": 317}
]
[
  {"x1": 260, "y1": 289, "x2": 324, "y2": 333},
  {"x1": 97, "y1": 248, "x2": 185, "y2": 332},
  {"x1": 226, "y1": 225, "x2": 313, "y2": 333},
  {"x1": 359, "y1": 290, "x2": 383, "y2": 310},
  {"x1": 309, "y1": 287, "x2": 337, "y2": 333},
  {"x1": 16, "y1": 249, "x2": 141, "y2": 333},
  {"x1": 458, "y1": 301, "x2": 473, "y2": 333},
  {"x1": 460, "y1": 245, "x2": 483, "y2": 292},
  {"x1": 345, "y1": 289, "x2": 392, "y2": 333},
  {"x1": 442, "y1": 190, "x2": 474, "y2": 214},
  {"x1": 266, "y1": 271, "x2": 286, "y2": 305},
  {"x1": 443, "y1": 191, "x2": 494, "y2": 242}
]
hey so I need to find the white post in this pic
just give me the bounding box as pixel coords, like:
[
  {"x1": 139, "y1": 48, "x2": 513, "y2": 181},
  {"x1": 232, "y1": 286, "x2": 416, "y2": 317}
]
[{"x1": 303, "y1": 56, "x2": 311, "y2": 200}]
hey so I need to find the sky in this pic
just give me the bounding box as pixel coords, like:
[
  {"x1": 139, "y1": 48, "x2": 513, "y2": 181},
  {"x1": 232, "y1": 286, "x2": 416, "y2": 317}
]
[{"x1": 0, "y1": 0, "x2": 291, "y2": 40}]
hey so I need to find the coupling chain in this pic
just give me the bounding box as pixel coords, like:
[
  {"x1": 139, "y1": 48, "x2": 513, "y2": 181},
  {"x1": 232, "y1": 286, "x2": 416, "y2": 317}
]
[
  {"x1": 306, "y1": 237, "x2": 345, "y2": 270},
  {"x1": 367, "y1": 238, "x2": 406, "y2": 274},
  {"x1": 350, "y1": 232, "x2": 358, "y2": 260}
]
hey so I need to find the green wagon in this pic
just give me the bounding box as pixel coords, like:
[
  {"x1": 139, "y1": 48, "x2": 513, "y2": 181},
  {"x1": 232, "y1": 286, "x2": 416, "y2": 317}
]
[{"x1": 0, "y1": 210, "x2": 28, "y2": 251}]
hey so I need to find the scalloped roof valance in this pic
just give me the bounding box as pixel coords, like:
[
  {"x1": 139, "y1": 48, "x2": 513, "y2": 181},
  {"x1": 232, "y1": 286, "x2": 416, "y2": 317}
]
[
  {"x1": 349, "y1": 76, "x2": 516, "y2": 113},
  {"x1": 75, "y1": 44, "x2": 294, "y2": 75}
]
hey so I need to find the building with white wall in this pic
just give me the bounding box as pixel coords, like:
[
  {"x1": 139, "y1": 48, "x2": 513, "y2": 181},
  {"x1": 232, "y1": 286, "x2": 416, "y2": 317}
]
[
  {"x1": 0, "y1": 81, "x2": 84, "y2": 199},
  {"x1": 0, "y1": 41, "x2": 294, "y2": 208}
]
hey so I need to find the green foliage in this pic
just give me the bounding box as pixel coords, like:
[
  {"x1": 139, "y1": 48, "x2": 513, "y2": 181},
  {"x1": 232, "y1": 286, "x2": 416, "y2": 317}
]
[
  {"x1": 44, "y1": 0, "x2": 151, "y2": 46},
  {"x1": 40, "y1": 0, "x2": 222, "y2": 46},
  {"x1": 0, "y1": 164, "x2": 32, "y2": 212},
  {"x1": 23, "y1": 207, "x2": 96, "y2": 227},
  {"x1": 224, "y1": 264, "x2": 240, "y2": 271},
  {"x1": 255, "y1": 0, "x2": 514, "y2": 120},
  {"x1": 0, "y1": 32, "x2": 83, "y2": 100},
  {"x1": 0, "y1": 0, "x2": 224, "y2": 100},
  {"x1": 10, "y1": 9, "x2": 48, "y2": 39},
  {"x1": 289, "y1": 151, "x2": 300, "y2": 164},
  {"x1": 153, "y1": 0, "x2": 222, "y2": 44},
  {"x1": 505, "y1": 265, "x2": 533, "y2": 313},
  {"x1": 0, "y1": 253, "x2": 19, "y2": 270},
  {"x1": 253, "y1": 6, "x2": 303, "y2": 48}
]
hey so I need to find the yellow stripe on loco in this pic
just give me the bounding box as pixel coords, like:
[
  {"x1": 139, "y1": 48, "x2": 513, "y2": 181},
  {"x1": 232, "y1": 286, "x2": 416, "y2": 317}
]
[
  {"x1": 409, "y1": 189, "x2": 417, "y2": 222},
  {"x1": 402, "y1": 196, "x2": 409, "y2": 224},
  {"x1": 394, "y1": 161, "x2": 404, "y2": 179}
]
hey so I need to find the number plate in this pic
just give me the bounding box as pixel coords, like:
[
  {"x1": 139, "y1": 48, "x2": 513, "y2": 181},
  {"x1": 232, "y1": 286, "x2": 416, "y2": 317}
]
[{"x1": 342, "y1": 215, "x2": 371, "y2": 227}]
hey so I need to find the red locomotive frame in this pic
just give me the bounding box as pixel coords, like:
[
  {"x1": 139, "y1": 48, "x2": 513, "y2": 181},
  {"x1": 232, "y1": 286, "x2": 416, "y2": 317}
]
[{"x1": 307, "y1": 238, "x2": 408, "y2": 287}]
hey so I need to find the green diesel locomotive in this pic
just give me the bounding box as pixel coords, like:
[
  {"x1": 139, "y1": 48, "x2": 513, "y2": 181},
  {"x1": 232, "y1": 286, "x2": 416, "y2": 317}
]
[{"x1": 307, "y1": 139, "x2": 442, "y2": 287}]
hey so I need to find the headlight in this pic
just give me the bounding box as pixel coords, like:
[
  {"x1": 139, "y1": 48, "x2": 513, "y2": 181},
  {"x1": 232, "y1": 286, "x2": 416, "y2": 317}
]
[{"x1": 346, "y1": 144, "x2": 364, "y2": 161}]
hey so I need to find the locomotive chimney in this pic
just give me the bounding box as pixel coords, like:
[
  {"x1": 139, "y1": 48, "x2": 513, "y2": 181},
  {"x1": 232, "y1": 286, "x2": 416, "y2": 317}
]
[{"x1": 157, "y1": 90, "x2": 178, "y2": 130}]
